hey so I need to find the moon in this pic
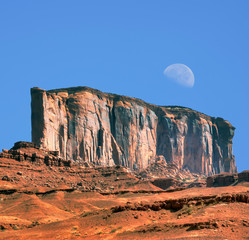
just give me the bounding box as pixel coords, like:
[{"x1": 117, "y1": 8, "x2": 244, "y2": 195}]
[{"x1": 163, "y1": 63, "x2": 195, "y2": 88}]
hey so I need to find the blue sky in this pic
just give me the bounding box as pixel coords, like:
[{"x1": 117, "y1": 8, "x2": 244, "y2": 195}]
[{"x1": 0, "y1": 1, "x2": 248, "y2": 172}]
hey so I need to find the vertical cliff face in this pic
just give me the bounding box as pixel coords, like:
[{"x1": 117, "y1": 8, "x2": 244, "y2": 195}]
[{"x1": 31, "y1": 87, "x2": 237, "y2": 175}]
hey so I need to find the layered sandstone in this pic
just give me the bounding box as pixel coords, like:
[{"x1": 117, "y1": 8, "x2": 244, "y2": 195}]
[{"x1": 31, "y1": 86, "x2": 237, "y2": 175}]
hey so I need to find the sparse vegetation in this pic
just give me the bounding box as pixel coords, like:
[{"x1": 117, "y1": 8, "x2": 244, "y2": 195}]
[
  {"x1": 180, "y1": 205, "x2": 194, "y2": 216},
  {"x1": 71, "y1": 226, "x2": 78, "y2": 230},
  {"x1": 12, "y1": 225, "x2": 19, "y2": 230},
  {"x1": 32, "y1": 221, "x2": 40, "y2": 226},
  {"x1": 110, "y1": 227, "x2": 122, "y2": 233},
  {"x1": 81, "y1": 211, "x2": 96, "y2": 218},
  {"x1": 110, "y1": 228, "x2": 117, "y2": 233}
]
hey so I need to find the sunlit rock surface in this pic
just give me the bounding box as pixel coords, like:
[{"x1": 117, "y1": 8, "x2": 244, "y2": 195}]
[{"x1": 31, "y1": 86, "x2": 237, "y2": 175}]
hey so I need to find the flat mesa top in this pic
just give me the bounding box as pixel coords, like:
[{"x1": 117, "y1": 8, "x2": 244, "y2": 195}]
[{"x1": 31, "y1": 86, "x2": 231, "y2": 124}]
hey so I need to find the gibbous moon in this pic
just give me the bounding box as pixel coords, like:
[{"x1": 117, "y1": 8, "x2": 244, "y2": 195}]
[{"x1": 164, "y1": 63, "x2": 195, "y2": 88}]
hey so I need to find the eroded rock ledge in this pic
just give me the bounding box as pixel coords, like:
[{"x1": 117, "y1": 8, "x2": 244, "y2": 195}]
[
  {"x1": 31, "y1": 86, "x2": 237, "y2": 175},
  {"x1": 112, "y1": 191, "x2": 249, "y2": 213}
]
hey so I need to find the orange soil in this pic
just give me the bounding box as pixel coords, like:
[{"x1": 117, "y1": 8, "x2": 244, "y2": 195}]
[{"x1": 0, "y1": 157, "x2": 249, "y2": 239}]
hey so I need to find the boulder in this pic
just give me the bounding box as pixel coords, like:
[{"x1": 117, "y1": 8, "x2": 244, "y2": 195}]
[{"x1": 151, "y1": 177, "x2": 181, "y2": 190}]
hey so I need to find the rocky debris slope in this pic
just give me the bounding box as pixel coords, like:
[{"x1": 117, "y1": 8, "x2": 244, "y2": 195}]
[
  {"x1": 138, "y1": 156, "x2": 206, "y2": 190},
  {"x1": 138, "y1": 155, "x2": 199, "y2": 179},
  {"x1": 31, "y1": 86, "x2": 237, "y2": 175},
  {"x1": 0, "y1": 142, "x2": 161, "y2": 192},
  {"x1": 1, "y1": 142, "x2": 247, "y2": 192},
  {"x1": 0, "y1": 142, "x2": 203, "y2": 191}
]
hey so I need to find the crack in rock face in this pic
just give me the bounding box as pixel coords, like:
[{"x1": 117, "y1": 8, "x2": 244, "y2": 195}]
[{"x1": 31, "y1": 86, "x2": 237, "y2": 175}]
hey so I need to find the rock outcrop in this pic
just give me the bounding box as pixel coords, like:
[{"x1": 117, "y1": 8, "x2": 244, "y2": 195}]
[
  {"x1": 31, "y1": 86, "x2": 237, "y2": 175},
  {"x1": 206, "y1": 173, "x2": 239, "y2": 187},
  {"x1": 207, "y1": 171, "x2": 249, "y2": 187},
  {"x1": 0, "y1": 141, "x2": 71, "y2": 167},
  {"x1": 238, "y1": 170, "x2": 249, "y2": 182},
  {"x1": 151, "y1": 178, "x2": 181, "y2": 190}
]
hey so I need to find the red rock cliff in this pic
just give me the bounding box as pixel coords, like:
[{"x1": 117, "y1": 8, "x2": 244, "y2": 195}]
[{"x1": 31, "y1": 87, "x2": 237, "y2": 175}]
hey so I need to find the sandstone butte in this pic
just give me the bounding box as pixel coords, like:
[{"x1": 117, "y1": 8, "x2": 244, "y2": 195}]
[{"x1": 31, "y1": 86, "x2": 237, "y2": 176}]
